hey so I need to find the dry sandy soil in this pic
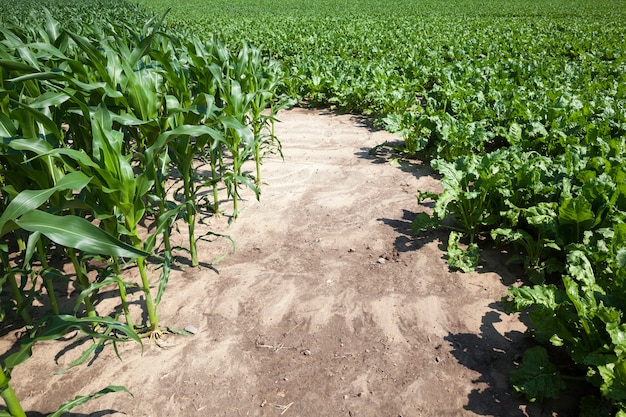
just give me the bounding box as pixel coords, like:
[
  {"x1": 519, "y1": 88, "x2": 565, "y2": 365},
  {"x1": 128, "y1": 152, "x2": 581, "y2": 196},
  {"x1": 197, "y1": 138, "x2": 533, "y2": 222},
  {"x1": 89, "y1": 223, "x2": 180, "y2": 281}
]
[{"x1": 1, "y1": 108, "x2": 577, "y2": 417}]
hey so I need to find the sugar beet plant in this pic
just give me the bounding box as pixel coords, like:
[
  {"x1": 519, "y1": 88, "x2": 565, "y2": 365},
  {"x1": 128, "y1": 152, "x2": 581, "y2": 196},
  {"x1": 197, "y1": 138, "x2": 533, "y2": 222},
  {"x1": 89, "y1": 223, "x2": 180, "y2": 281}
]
[{"x1": 0, "y1": 6, "x2": 284, "y2": 415}]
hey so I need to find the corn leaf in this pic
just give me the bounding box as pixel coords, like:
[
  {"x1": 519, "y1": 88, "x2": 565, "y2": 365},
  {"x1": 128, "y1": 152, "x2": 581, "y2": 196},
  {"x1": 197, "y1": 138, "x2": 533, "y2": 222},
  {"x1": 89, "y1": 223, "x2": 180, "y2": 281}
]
[
  {"x1": 48, "y1": 386, "x2": 131, "y2": 417},
  {"x1": 7, "y1": 137, "x2": 54, "y2": 155},
  {"x1": 38, "y1": 315, "x2": 141, "y2": 343},
  {"x1": 42, "y1": 148, "x2": 101, "y2": 169},
  {"x1": 0, "y1": 59, "x2": 38, "y2": 73},
  {"x1": 0, "y1": 171, "x2": 91, "y2": 234},
  {"x1": 3, "y1": 342, "x2": 33, "y2": 371},
  {"x1": 0, "y1": 112, "x2": 17, "y2": 136},
  {"x1": 8, "y1": 71, "x2": 66, "y2": 83},
  {"x1": 10, "y1": 102, "x2": 62, "y2": 142},
  {"x1": 28, "y1": 90, "x2": 70, "y2": 109},
  {"x1": 15, "y1": 210, "x2": 150, "y2": 259}
]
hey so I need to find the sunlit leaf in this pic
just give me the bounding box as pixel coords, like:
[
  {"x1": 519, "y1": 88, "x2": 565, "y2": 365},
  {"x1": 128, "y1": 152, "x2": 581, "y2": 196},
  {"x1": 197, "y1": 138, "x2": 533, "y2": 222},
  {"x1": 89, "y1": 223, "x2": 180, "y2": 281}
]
[{"x1": 16, "y1": 210, "x2": 150, "y2": 259}]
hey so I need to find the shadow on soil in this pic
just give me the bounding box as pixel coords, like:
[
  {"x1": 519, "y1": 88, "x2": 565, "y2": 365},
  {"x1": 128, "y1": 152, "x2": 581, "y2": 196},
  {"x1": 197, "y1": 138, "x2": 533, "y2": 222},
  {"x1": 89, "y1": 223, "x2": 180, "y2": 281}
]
[
  {"x1": 379, "y1": 206, "x2": 528, "y2": 285},
  {"x1": 378, "y1": 208, "x2": 445, "y2": 256},
  {"x1": 24, "y1": 411, "x2": 122, "y2": 417},
  {"x1": 355, "y1": 143, "x2": 438, "y2": 181},
  {"x1": 446, "y1": 303, "x2": 582, "y2": 417},
  {"x1": 446, "y1": 304, "x2": 530, "y2": 416}
]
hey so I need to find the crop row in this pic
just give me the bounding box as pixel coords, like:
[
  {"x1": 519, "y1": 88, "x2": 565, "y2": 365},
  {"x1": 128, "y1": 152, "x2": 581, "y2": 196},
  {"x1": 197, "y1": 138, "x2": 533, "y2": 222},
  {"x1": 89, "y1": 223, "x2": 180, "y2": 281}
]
[{"x1": 0, "y1": 3, "x2": 285, "y2": 414}]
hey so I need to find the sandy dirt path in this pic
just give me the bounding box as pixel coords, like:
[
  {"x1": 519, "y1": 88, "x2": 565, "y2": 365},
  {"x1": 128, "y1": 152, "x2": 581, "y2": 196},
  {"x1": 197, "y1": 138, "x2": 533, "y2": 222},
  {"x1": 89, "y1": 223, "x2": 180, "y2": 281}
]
[{"x1": 3, "y1": 108, "x2": 572, "y2": 417}]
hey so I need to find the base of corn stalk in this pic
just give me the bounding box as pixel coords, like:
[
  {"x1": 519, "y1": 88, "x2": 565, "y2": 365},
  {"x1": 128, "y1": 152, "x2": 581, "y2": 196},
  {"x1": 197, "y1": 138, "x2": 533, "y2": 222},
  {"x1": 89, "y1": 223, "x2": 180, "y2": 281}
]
[
  {"x1": 148, "y1": 329, "x2": 164, "y2": 345},
  {"x1": 135, "y1": 325, "x2": 197, "y2": 347},
  {"x1": 135, "y1": 325, "x2": 164, "y2": 344}
]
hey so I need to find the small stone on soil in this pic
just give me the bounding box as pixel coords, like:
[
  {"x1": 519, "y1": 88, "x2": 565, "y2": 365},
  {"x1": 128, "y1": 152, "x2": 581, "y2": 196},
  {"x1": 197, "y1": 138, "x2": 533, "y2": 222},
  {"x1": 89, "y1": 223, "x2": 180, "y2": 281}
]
[{"x1": 184, "y1": 325, "x2": 199, "y2": 334}]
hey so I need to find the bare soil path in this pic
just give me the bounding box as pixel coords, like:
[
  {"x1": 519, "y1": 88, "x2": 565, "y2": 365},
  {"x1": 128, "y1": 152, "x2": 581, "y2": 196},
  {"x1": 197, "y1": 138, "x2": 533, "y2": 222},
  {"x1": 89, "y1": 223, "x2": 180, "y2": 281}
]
[{"x1": 3, "y1": 108, "x2": 572, "y2": 417}]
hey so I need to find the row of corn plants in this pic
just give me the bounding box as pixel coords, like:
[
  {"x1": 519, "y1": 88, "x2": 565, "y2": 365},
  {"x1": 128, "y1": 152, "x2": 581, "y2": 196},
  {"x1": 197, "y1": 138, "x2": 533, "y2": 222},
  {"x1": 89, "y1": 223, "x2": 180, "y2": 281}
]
[{"x1": 0, "y1": 5, "x2": 284, "y2": 415}]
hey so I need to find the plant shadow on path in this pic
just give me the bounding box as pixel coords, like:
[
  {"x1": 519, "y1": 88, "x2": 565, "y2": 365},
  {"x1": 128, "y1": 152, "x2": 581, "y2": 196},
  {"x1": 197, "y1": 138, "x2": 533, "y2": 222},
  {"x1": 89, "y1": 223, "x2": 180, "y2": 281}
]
[
  {"x1": 355, "y1": 143, "x2": 439, "y2": 180},
  {"x1": 446, "y1": 304, "x2": 531, "y2": 416},
  {"x1": 379, "y1": 208, "x2": 579, "y2": 416},
  {"x1": 446, "y1": 303, "x2": 581, "y2": 417},
  {"x1": 25, "y1": 410, "x2": 122, "y2": 417},
  {"x1": 378, "y1": 208, "x2": 445, "y2": 255}
]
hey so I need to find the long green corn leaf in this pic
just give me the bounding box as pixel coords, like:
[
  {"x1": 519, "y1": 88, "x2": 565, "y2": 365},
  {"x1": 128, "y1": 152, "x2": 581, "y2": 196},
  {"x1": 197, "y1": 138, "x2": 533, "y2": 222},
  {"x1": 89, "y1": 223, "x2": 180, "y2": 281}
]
[
  {"x1": 38, "y1": 148, "x2": 101, "y2": 169},
  {"x1": 27, "y1": 90, "x2": 70, "y2": 109},
  {"x1": 8, "y1": 71, "x2": 66, "y2": 83},
  {"x1": 5, "y1": 315, "x2": 141, "y2": 370},
  {"x1": 0, "y1": 59, "x2": 38, "y2": 73},
  {"x1": 146, "y1": 124, "x2": 225, "y2": 164},
  {"x1": 10, "y1": 101, "x2": 62, "y2": 142},
  {"x1": 48, "y1": 386, "x2": 131, "y2": 417},
  {"x1": 15, "y1": 210, "x2": 150, "y2": 259},
  {"x1": 6, "y1": 137, "x2": 53, "y2": 155},
  {"x1": 0, "y1": 171, "x2": 91, "y2": 234}
]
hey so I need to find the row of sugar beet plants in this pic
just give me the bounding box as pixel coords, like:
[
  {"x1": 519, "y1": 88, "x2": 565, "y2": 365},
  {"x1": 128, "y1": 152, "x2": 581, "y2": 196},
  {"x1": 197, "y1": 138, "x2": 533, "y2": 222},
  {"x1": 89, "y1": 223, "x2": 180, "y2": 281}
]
[
  {"x1": 0, "y1": 7, "x2": 284, "y2": 416},
  {"x1": 406, "y1": 19, "x2": 626, "y2": 417}
]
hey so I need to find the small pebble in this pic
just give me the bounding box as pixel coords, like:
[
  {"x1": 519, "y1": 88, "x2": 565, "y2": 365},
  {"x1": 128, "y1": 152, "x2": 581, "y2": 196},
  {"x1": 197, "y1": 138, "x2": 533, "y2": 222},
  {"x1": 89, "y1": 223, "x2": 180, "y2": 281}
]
[
  {"x1": 377, "y1": 257, "x2": 386, "y2": 264},
  {"x1": 184, "y1": 325, "x2": 198, "y2": 335},
  {"x1": 301, "y1": 349, "x2": 311, "y2": 356}
]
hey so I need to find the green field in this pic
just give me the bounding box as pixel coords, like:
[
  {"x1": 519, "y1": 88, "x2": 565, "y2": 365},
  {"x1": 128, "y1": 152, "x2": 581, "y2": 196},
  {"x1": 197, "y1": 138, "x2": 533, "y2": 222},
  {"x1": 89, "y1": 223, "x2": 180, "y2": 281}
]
[
  {"x1": 1, "y1": 0, "x2": 625, "y2": 415},
  {"x1": 145, "y1": 0, "x2": 626, "y2": 115}
]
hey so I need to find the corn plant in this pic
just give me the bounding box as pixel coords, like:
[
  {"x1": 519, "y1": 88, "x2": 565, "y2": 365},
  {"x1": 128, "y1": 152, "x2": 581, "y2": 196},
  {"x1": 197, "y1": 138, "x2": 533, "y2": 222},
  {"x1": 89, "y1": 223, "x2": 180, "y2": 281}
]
[
  {"x1": 1, "y1": 5, "x2": 285, "y2": 414},
  {"x1": 0, "y1": 14, "x2": 153, "y2": 414},
  {"x1": 2, "y1": 2, "x2": 286, "y2": 324},
  {"x1": 231, "y1": 44, "x2": 286, "y2": 186},
  {"x1": 149, "y1": 34, "x2": 228, "y2": 265}
]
